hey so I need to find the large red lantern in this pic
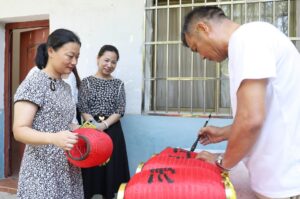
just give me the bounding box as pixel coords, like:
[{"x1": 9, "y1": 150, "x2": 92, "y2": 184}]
[
  {"x1": 137, "y1": 154, "x2": 220, "y2": 175},
  {"x1": 118, "y1": 167, "x2": 235, "y2": 199},
  {"x1": 66, "y1": 128, "x2": 113, "y2": 168},
  {"x1": 158, "y1": 147, "x2": 197, "y2": 158},
  {"x1": 118, "y1": 147, "x2": 236, "y2": 199}
]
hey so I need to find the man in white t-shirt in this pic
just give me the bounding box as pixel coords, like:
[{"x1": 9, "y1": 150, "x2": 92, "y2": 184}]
[{"x1": 181, "y1": 6, "x2": 300, "y2": 199}]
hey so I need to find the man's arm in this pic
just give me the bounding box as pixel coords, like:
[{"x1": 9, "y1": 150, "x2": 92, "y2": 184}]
[{"x1": 222, "y1": 78, "x2": 267, "y2": 169}]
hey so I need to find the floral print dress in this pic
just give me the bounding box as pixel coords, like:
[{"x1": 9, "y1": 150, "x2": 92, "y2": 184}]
[
  {"x1": 78, "y1": 76, "x2": 130, "y2": 199},
  {"x1": 14, "y1": 70, "x2": 84, "y2": 199}
]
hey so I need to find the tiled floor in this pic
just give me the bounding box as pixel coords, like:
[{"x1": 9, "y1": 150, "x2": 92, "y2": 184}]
[
  {"x1": 0, "y1": 177, "x2": 17, "y2": 195},
  {"x1": 0, "y1": 176, "x2": 17, "y2": 198}
]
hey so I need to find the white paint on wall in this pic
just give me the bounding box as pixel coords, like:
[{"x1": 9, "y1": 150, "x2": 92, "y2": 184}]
[{"x1": 0, "y1": 0, "x2": 145, "y2": 114}]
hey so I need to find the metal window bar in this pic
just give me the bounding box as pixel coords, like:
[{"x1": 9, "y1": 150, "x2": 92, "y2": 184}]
[
  {"x1": 166, "y1": 2, "x2": 169, "y2": 113},
  {"x1": 191, "y1": 0, "x2": 195, "y2": 115},
  {"x1": 203, "y1": 59, "x2": 207, "y2": 114},
  {"x1": 190, "y1": 38, "x2": 194, "y2": 115},
  {"x1": 179, "y1": 0, "x2": 182, "y2": 114},
  {"x1": 273, "y1": 0, "x2": 276, "y2": 25},
  {"x1": 145, "y1": 0, "x2": 285, "y2": 10},
  {"x1": 245, "y1": 1, "x2": 247, "y2": 23},
  {"x1": 288, "y1": 0, "x2": 290, "y2": 37},
  {"x1": 153, "y1": 0, "x2": 158, "y2": 112}
]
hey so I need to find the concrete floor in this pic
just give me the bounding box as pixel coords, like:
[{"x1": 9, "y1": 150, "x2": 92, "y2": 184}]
[{"x1": 0, "y1": 192, "x2": 16, "y2": 199}]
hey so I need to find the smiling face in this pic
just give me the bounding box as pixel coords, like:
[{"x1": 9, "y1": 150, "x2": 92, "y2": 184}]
[
  {"x1": 184, "y1": 21, "x2": 227, "y2": 62},
  {"x1": 48, "y1": 42, "x2": 80, "y2": 75},
  {"x1": 97, "y1": 51, "x2": 118, "y2": 77}
]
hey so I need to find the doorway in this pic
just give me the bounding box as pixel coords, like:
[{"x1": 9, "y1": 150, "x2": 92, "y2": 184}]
[{"x1": 4, "y1": 20, "x2": 49, "y2": 177}]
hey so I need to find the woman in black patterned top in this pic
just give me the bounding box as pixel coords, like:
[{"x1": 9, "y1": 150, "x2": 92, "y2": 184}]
[
  {"x1": 13, "y1": 29, "x2": 83, "y2": 198},
  {"x1": 78, "y1": 45, "x2": 130, "y2": 199}
]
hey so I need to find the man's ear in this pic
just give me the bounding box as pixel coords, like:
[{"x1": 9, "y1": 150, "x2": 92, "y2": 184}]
[{"x1": 195, "y1": 21, "x2": 210, "y2": 34}]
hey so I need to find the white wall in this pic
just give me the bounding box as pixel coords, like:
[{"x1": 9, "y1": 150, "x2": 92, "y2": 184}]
[{"x1": 0, "y1": 0, "x2": 145, "y2": 114}]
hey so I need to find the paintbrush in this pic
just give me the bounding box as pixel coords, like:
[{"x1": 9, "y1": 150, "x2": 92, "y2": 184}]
[{"x1": 190, "y1": 113, "x2": 212, "y2": 152}]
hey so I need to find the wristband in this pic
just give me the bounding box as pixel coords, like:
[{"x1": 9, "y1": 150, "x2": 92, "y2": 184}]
[
  {"x1": 102, "y1": 121, "x2": 109, "y2": 129},
  {"x1": 215, "y1": 154, "x2": 231, "y2": 172}
]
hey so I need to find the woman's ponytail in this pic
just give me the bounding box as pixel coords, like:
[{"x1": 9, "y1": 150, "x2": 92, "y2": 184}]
[{"x1": 35, "y1": 43, "x2": 48, "y2": 69}]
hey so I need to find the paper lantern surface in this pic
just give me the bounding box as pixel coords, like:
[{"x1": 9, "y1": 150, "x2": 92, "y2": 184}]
[{"x1": 66, "y1": 128, "x2": 113, "y2": 168}]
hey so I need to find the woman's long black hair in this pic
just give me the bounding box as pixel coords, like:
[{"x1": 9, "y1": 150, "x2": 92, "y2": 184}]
[{"x1": 35, "y1": 28, "x2": 81, "y2": 88}]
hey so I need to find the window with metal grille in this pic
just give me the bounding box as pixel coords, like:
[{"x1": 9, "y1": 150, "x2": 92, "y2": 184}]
[{"x1": 143, "y1": 0, "x2": 300, "y2": 117}]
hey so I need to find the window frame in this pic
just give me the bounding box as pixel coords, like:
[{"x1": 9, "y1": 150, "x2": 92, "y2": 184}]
[{"x1": 142, "y1": 0, "x2": 300, "y2": 118}]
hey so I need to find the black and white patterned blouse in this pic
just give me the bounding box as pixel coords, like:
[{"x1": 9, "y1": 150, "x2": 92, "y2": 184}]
[
  {"x1": 78, "y1": 76, "x2": 126, "y2": 118},
  {"x1": 14, "y1": 70, "x2": 83, "y2": 199}
]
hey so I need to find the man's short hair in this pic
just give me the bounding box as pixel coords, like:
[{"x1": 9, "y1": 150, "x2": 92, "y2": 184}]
[{"x1": 181, "y1": 6, "x2": 227, "y2": 47}]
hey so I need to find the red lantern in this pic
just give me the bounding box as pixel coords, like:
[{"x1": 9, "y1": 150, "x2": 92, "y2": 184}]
[
  {"x1": 159, "y1": 147, "x2": 197, "y2": 158},
  {"x1": 66, "y1": 128, "x2": 113, "y2": 168},
  {"x1": 121, "y1": 147, "x2": 237, "y2": 199},
  {"x1": 137, "y1": 154, "x2": 220, "y2": 175},
  {"x1": 118, "y1": 168, "x2": 235, "y2": 199}
]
